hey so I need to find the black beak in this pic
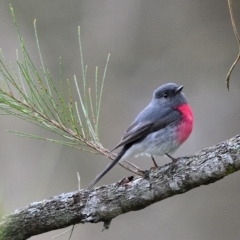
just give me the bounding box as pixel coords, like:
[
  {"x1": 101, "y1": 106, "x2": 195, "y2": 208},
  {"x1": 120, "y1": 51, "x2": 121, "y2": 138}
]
[{"x1": 176, "y1": 85, "x2": 184, "y2": 94}]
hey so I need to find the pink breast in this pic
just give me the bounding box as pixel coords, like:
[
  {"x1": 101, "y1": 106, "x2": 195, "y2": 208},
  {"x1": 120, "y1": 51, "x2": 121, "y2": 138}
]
[{"x1": 176, "y1": 104, "x2": 194, "y2": 144}]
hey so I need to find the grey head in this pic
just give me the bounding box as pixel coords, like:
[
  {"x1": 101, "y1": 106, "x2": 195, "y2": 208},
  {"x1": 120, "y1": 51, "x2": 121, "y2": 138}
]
[{"x1": 152, "y1": 83, "x2": 187, "y2": 108}]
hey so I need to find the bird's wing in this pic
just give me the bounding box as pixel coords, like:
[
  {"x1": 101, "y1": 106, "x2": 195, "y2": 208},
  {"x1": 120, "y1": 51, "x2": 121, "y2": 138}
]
[
  {"x1": 110, "y1": 121, "x2": 154, "y2": 151},
  {"x1": 110, "y1": 109, "x2": 181, "y2": 152}
]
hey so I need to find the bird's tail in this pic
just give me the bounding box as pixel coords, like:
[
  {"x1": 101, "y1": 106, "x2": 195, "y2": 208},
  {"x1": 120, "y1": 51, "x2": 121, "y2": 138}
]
[{"x1": 87, "y1": 149, "x2": 126, "y2": 190}]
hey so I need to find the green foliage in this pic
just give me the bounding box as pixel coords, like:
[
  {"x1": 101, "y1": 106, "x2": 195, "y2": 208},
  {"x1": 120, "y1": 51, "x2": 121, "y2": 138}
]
[
  {"x1": 0, "y1": 6, "x2": 141, "y2": 177},
  {"x1": 0, "y1": 5, "x2": 110, "y2": 154}
]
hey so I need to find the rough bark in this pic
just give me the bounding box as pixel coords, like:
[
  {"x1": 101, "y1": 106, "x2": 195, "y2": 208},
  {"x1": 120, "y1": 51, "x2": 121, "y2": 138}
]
[{"x1": 1, "y1": 134, "x2": 240, "y2": 240}]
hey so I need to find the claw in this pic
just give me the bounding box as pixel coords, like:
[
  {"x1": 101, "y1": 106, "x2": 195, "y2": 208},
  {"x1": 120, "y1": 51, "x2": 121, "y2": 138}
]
[{"x1": 165, "y1": 153, "x2": 178, "y2": 163}]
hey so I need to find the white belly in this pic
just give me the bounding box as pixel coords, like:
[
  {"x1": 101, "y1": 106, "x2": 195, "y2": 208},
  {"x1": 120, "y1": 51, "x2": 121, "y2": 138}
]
[{"x1": 119, "y1": 124, "x2": 180, "y2": 162}]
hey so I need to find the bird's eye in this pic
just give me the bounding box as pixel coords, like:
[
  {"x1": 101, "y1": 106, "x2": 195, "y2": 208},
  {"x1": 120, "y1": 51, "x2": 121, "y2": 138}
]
[{"x1": 163, "y1": 93, "x2": 168, "y2": 98}]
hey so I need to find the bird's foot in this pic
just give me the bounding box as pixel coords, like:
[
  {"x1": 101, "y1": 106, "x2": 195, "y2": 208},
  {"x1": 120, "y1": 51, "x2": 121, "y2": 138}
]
[{"x1": 165, "y1": 153, "x2": 179, "y2": 163}]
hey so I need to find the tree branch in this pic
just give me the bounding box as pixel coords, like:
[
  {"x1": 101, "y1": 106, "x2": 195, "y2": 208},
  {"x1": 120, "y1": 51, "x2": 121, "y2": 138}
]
[{"x1": 1, "y1": 134, "x2": 240, "y2": 240}]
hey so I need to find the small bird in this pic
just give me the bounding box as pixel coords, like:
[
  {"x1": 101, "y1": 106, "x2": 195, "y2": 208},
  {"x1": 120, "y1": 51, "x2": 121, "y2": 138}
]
[{"x1": 87, "y1": 83, "x2": 193, "y2": 189}]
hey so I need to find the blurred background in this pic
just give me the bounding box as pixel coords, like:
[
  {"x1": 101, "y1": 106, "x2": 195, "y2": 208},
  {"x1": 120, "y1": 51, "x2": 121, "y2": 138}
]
[{"x1": 0, "y1": 0, "x2": 240, "y2": 239}]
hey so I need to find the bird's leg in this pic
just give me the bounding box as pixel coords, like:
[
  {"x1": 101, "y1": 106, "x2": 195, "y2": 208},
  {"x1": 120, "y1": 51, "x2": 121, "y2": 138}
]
[
  {"x1": 151, "y1": 155, "x2": 159, "y2": 168},
  {"x1": 165, "y1": 153, "x2": 178, "y2": 163}
]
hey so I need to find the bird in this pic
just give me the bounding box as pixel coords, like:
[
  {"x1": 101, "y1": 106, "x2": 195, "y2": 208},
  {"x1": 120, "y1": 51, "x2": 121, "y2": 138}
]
[{"x1": 87, "y1": 83, "x2": 193, "y2": 190}]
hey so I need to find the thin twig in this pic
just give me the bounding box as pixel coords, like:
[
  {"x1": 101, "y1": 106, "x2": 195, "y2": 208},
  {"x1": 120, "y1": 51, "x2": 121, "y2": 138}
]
[
  {"x1": 226, "y1": 0, "x2": 240, "y2": 90},
  {"x1": 52, "y1": 228, "x2": 71, "y2": 239},
  {"x1": 77, "y1": 172, "x2": 81, "y2": 191}
]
